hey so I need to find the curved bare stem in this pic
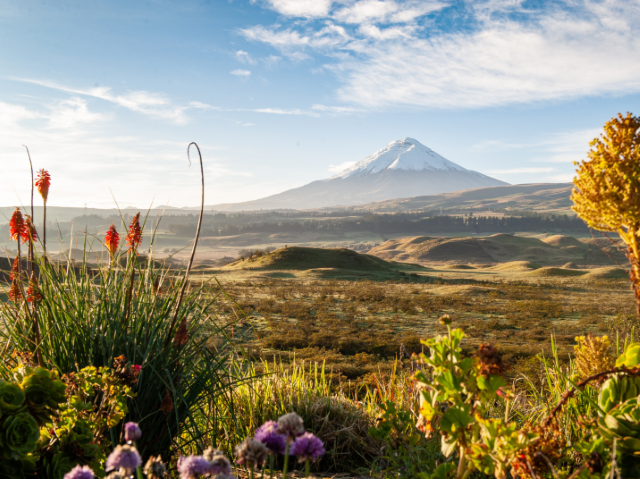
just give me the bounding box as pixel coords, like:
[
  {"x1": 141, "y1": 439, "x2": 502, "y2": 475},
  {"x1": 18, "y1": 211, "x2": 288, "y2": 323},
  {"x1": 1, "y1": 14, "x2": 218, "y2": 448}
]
[{"x1": 165, "y1": 142, "x2": 205, "y2": 347}]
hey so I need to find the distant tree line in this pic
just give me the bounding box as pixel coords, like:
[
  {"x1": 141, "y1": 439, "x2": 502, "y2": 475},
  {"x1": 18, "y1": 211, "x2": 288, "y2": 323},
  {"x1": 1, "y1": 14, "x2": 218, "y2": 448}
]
[
  {"x1": 164, "y1": 213, "x2": 590, "y2": 237},
  {"x1": 0, "y1": 211, "x2": 589, "y2": 242}
]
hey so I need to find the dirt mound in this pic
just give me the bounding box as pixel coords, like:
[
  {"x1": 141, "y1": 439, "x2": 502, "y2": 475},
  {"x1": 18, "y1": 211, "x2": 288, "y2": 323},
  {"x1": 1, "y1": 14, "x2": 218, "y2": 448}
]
[
  {"x1": 222, "y1": 246, "x2": 407, "y2": 272},
  {"x1": 581, "y1": 267, "x2": 628, "y2": 280},
  {"x1": 414, "y1": 238, "x2": 495, "y2": 262},
  {"x1": 487, "y1": 261, "x2": 541, "y2": 271},
  {"x1": 369, "y1": 234, "x2": 584, "y2": 265},
  {"x1": 542, "y1": 235, "x2": 586, "y2": 248},
  {"x1": 528, "y1": 267, "x2": 587, "y2": 277},
  {"x1": 561, "y1": 262, "x2": 579, "y2": 269}
]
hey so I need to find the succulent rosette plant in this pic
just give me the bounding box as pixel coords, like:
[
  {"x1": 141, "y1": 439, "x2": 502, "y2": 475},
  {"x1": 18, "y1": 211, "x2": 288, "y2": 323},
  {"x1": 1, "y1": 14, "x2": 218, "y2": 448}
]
[
  {"x1": 16, "y1": 366, "x2": 66, "y2": 424},
  {"x1": 0, "y1": 412, "x2": 40, "y2": 458},
  {"x1": 44, "y1": 452, "x2": 78, "y2": 479},
  {"x1": 0, "y1": 380, "x2": 26, "y2": 414},
  {"x1": 0, "y1": 455, "x2": 36, "y2": 479}
]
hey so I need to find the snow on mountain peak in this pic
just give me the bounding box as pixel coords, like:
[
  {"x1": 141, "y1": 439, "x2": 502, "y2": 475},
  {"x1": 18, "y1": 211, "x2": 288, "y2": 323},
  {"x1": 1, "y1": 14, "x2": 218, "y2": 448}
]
[{"x1": 331, "y1": 137, "x2": 468, "y2": 179}]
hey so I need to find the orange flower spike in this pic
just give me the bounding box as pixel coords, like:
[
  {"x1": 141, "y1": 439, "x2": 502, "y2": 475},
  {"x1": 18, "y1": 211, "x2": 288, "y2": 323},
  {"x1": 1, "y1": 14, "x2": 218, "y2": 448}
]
[
  {"x1": 9, "y1": 208, "x2": 25, "y2": 241},
  {"x1": 105, "y1": 224, "x2": 120, "y2": 259},
  {"x1": 22, "y1": 215, "x2": 38, "y2": 244},
  {"x1": 9, "y1": 257, "x2": 21, "y2": 281},
  {"x1": 26, "y1": 273, "x2": 42, "y2": 303},
  {"x1": 125, "y1": 212, "x2": 143, "y2": 252},
  {"x1": 35, "y1": 169, "x2": 51, "y2": 202},
  {"x1": 8, "y1": 278, "x2": 23, "y2": 303}
]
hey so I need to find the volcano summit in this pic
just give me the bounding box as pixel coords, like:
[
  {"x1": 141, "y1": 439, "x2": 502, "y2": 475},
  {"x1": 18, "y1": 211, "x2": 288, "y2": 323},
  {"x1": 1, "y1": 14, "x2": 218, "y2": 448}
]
[{"x1": 210, "y1": 138, "x2": 508, "y2": 211}]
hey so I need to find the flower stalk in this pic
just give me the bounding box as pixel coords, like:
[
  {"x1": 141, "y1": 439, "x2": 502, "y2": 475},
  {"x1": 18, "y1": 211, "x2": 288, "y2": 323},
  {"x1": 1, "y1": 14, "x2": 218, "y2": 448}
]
[{"x1": 35, "y1": 168, "x2": 51, "y2": 256}]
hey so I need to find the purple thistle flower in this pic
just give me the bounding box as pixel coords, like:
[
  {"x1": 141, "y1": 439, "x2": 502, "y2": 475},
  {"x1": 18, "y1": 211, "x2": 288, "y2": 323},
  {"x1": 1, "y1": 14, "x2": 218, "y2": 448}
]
[
  {"x1": 64, "y1": 465, "x2": 95, "y2": 479},
  {"x1": 290, "y1": 433, "x2": 325, "y2": 463},
  {"x1": 255, "y1": 420, "x2": 286, "y2": 455},
  {"x1": 124, "y1": 422, "x2": 142, "y2": 442},
  {"x1": 106, "y1": 444, "x2": 142, "y2": 473},
  {"x1": 178, "y1": 455, "x2": 213, "y2": 479}
]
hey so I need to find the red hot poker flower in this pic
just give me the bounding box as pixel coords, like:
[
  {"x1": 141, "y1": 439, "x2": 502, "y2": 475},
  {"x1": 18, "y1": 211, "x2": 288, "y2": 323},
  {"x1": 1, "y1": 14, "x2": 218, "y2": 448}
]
[
  {"x1": 10, "y1": 257, "x2": 21, "y2": 281},
  {"x1": 9, "y1": 208, "x2": 25, "y2": 241},
  {"x1": 125, "y1": 213, "x2": 142, "y2": 252},
  {"x1": 105, "y1": 224, "x2": 120, "y2": 258},
  {"x1": 22, "y1": 215, "x2": 38, "y2": 244},
  {"x1": 35, "y1": 169, "x2": 51, "y2": 202},
  {"x1": 26, "y1": 273, "x2": 42, "y2": 303},
  {"x1": 8, "y1": 278, "x2": 23, "y2": 303}
]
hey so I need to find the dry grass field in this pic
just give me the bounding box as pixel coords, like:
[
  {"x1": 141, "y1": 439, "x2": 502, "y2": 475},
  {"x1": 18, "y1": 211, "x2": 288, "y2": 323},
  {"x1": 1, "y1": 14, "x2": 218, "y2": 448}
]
[{"x1": 190, "y1": 240, "x2": 636, "y2": 388}]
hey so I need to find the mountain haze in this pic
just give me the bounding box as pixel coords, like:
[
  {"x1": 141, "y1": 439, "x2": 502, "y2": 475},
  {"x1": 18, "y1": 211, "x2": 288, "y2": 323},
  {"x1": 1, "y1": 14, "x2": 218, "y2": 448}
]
[{"x1": 210, "y1": 138, "x2": 508, "y2": 211}]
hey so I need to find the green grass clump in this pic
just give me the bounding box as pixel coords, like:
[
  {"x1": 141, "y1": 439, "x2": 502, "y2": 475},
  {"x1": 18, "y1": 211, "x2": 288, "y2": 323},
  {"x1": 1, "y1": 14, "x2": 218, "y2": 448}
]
[{"x1": 0, "y1": 233, "x2": 240, "y2": 461}]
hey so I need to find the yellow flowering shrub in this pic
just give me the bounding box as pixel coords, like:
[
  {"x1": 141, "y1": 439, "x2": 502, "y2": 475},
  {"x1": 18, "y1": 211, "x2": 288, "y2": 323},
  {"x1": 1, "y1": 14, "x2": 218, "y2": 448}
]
[{"x1": 572, "y1": 112, "x2": 640, "y2": 314}]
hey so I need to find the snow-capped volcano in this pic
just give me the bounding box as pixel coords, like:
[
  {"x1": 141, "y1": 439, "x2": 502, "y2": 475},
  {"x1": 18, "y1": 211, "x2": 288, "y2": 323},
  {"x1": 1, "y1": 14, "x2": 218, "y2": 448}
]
[
  {"x1": 333, "y1": 137, "x2": 467, "y2": 179},
  {"x1": 208, "y1": 138, "x2": 508, "y2": 211}
]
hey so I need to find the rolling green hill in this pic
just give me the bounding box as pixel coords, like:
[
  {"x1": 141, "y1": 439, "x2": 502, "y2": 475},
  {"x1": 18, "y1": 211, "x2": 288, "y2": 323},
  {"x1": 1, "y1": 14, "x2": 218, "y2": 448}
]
[{"x1": 222, "y1": 246, "x2": 421, "y2": 272}]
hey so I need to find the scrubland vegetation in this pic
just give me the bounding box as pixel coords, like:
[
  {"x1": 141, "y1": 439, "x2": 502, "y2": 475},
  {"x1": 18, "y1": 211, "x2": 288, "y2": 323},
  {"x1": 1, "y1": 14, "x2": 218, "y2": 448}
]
[{"x1": 1, "y1": 114, "x2": 640, "y2": 478}]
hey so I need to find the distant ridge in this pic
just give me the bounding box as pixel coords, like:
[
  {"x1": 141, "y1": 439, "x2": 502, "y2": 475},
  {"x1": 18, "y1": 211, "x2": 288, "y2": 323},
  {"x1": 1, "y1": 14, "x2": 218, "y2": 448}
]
[{"x1": 208, "y1": 137, "x2": 507, "y2": 211}]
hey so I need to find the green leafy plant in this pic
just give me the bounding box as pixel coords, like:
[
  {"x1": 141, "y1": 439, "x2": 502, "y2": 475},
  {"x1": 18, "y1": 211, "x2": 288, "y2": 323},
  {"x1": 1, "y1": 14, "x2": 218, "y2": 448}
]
[{"x1": 369, "y1": 400, "x2": 439, "y2": 478}]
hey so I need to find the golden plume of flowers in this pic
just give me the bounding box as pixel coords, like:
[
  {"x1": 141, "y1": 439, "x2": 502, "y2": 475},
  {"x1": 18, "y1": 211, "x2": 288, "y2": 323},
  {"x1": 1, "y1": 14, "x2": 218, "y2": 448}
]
[
  {"x1": 35, "y1": 168, "x2": 51, "y2": 202},
  {"x1": 125, "y1": 212, "x2": 143, "y2": 252},
  {"x1": 104, "y1": 224, "x2": 120, "y2": 259},
  {"x1": 572, "y1": 112, "x2": 640, "y2": 314},
  {"x1": 573, "y1": 334, "x2": 615, "y2": 384}
]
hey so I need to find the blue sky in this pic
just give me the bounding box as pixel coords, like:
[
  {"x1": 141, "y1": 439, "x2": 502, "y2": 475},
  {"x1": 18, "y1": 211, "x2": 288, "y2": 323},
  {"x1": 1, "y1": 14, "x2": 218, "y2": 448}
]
[{"x1": 1, "y1": 0, "x2": 639, "y2": 208}]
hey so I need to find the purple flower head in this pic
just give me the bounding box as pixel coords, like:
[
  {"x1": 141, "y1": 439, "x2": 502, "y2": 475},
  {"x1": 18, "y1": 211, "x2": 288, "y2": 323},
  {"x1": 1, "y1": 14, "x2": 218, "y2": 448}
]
[
  {"x1": 64, "y1": 465, "x2": 95, "y2": 479},
  {"x1": 277, "y1": 412, "x2": 304, "y2": 443},
  {"x1": 255, "y1": 420, "x2": 286, "y2": 455},
  {"x1": 178, "y1": 455, "x2": 213, "y2": 479},
  {"x1": 290, "y1": 433, "x2": 325, "y2": 463},
  {"x1": 203, "y1": 447, "x2": 232, "y2": 476},
  {"x1": 124, "y1": 422, "x2": 142, "y2": 442},
  {"x1": 106, "y1": 444, "x2": 142, "y2": 473},
  {"x1": 235, "y1": 437, "x2": 268, "y2": 469}
]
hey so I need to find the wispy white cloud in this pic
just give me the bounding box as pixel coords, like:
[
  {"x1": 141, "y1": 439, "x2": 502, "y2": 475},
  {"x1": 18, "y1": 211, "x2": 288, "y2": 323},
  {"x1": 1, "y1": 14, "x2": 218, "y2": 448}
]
[
  {"x1": 486, "y1": 167, "x2": 555, "y2": 174},
  {"x1": 247, "y1": 107, "x2": 313, "y2": 115},
  {"x1": 263, "y1": 0, "x2": 333, "y2": 18},
  {"x1": 328, "y1": 160, "x2": 357, "y2": 172},
  {"x1": 244, "y1": 0, "x2": 640, "y2": 109},
  {"x1": 0, "y1": 99, "x2": 255, "y2": 208},
  {"x1": 312, "y1": 104, "x2": 363, "y2": 113},
  {"x1": 183, "y1": 103, "x2": 321, "y2": 116},
  {"x1": 17, "y1": 78, "x2": 190, "y2": 123},
  {"x1": 333, "y1": 0, "x2": 445, "y2": 24},
  {"x1": 240, "y1": 25, "x2": 310, "y2": 48},
  {"x1": 230, "y1": 69, "x2": 252, "y2": 77},
  {"x1": 235, "y1": 50, "x2": 257, "y2": 64},
  {"x1": 47, "y1": 98, "x2": 107, "y2": 129}
]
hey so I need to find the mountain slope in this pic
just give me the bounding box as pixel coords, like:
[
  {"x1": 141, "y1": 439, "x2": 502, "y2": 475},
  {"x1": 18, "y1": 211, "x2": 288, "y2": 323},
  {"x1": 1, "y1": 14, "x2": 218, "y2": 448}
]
[
  {"x1": 313, "y1": 183, "x2": 574, "y2": 213},
  {"x1": 209, "y1": 137, "x2": 507, "y2": 211}
]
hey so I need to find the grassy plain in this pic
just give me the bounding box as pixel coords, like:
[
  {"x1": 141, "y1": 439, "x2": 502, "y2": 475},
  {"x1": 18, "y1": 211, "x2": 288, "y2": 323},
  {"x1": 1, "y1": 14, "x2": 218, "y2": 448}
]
[{"x1": 191, "y1": 243, "x2": 636, "y2": 387}]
